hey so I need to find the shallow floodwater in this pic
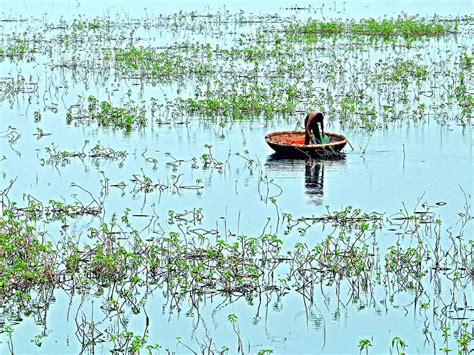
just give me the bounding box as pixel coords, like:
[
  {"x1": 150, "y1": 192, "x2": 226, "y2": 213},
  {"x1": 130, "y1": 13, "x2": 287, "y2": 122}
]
[
  {"x1": 3, "y1": 0, "x2": 474, "y2": 19},
  {"x1": 1, "y1": 114, "x2": 471, "y2": 234},
  {"x1": 1, "y1": 0, "x2": 473, "y2": 354}
]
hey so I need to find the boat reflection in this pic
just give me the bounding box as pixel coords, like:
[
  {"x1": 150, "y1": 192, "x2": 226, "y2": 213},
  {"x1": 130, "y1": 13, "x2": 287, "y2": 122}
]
[
  {"x1": 265, "y1": 154, "x2": 346, "y2": 205},
  {"x1": 305, "y1": 160, "x2": 324, "y2": 197}
]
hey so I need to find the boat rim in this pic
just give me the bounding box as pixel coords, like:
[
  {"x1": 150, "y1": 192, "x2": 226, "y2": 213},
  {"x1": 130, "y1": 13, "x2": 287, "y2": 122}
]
[{"x1": 265, "y1": 130, "x2": 347, "y2": 148}]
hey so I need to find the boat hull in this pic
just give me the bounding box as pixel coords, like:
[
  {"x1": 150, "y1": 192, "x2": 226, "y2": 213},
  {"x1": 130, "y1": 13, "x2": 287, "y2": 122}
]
[{"x1": 265, "y1": 131, "x2": 347, "y2": 158}]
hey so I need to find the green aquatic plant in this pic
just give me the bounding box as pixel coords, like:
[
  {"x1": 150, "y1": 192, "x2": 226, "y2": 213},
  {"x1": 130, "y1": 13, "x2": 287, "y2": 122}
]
[
  {"x1": 3, "y1": 11, "x2": 469, "y2": 126},
  {"x1": 384, "y1": 243, "x2": 428, "y2": 291},
  {"x1": 201, "y1": 144, "x2": 224, "y2": 171},
  {"x1": 40, "y1": 141, "x2": 127, "y2": 166},
  {"x1": 358, "y1": 338, "x2": 373, "y2": 354},
  {"x1": 437, "y1": 322, "x2": 474, "y2": 355},
  {"x1": 177, "y1": 82, "x2": 299, "y2": 118},
  {"x1": 0, "y1": 8, "x2": 473, "y2": 353},
  {"x1": 459, "y1": 52, "x2": 472, "y2": 69},
  {"x1": 289, "y1": 15, "x2": 457, "y2": 39},
  {"x1": 349, "y1": 16, "x2": 456, "y2": 36},
  {"x1": 1, "y1": 39, "x2": 35, "y2": 61},
  {"x1": 452, "y1": 73, "x2": 473, "y2": 120},
  {"x1": 288, "y1": 19, "x2": 345, "y2": 35},
  {"x1": 456, "y1": 322, "x2": 473, "y2": 355},
  {"x1": 391, "y1": 336, "x2": 407, "y2": 354},
  {"x1": 387, "y1": 59, "x2": 428, "y2": 83},
  {"x1": 227, "y1": 314, "x2": 244, "y2": 354},
  {"x1": 257, "y1": 350, "x2": 274, "y2": 355},
  {"x1": 0, "y1": 211, "x2": 56, "y2": 296},
  {"x1": 115, "y1": 46, "x2": 178, "y2": 74},
  {"x1": 67, "y1": 96, "x2": 147, "y2": 130},
  {"x1": 440, "y1": 326, "x2": 452, "y2": 354},
  {"x1": 114, "y1": 45, "x2": 213, "y2": 81},
  {"x1": 0, "y1": 192, "x2": 472, "y2": 351}
]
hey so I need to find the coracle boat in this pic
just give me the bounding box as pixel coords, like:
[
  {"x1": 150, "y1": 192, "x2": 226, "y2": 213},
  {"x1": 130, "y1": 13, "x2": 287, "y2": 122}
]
[{"x1": 265, "y1": 130, "x2": 347, "y2": 158}]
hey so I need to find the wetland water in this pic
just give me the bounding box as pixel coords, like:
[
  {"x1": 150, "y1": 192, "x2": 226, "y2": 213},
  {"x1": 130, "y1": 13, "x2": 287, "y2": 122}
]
[{"x1": 0, "y1": 0, "x2": 473, "y2": 353}]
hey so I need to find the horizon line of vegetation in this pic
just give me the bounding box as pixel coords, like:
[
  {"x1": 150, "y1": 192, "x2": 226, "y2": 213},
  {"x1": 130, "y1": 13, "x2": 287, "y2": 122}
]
[{"x1": 288, "y1": 15, "x2": 458, "y2": 38}]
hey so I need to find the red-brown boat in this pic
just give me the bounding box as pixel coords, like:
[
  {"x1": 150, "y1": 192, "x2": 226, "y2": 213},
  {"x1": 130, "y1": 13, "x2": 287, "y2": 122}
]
[{"x1": 265, "y1": 130, "x2": 347, "y2": 158}]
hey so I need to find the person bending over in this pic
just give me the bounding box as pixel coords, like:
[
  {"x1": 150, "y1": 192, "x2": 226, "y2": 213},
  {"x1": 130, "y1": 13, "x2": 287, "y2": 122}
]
[{"x1": 304, "y1": 111, "x2": 324, "y2": 145}]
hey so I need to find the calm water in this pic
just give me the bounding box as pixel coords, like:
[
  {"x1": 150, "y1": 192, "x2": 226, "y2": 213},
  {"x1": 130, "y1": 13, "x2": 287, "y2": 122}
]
[{"x1": 1, "y1": 0, "x2": 473, "y2": 353}]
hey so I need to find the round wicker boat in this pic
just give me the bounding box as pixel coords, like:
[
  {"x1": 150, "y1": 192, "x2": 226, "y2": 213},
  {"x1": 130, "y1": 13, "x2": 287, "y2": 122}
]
[{"x1": 265, "y1": 130, "x2": 347, "y2": 158}]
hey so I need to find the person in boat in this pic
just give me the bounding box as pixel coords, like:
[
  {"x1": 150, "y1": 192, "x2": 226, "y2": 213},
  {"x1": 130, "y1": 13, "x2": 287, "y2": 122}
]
[{"x1": 304, "y1": 111, "x2": 324, "y2": 145}]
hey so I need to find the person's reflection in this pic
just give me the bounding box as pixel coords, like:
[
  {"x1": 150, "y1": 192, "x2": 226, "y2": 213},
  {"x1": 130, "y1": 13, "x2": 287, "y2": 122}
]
[{"x1": 305, "y1": 160, "x2": 324, "y2": 204}]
